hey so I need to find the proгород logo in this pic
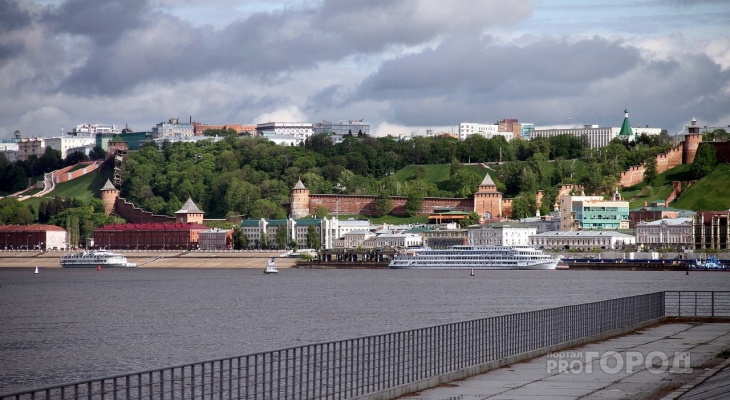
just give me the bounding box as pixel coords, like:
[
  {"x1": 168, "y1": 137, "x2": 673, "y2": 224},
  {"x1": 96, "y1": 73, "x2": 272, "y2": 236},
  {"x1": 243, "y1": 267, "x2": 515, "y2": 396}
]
[{"x1": 546, "y1": 351, "x2": 692, "y2": 375}]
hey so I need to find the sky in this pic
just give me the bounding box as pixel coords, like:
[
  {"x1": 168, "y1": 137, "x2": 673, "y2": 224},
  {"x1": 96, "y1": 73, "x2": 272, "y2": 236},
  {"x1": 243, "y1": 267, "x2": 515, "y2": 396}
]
[{"x1": 1, "y1": 0, "x2": 729, "y2": 139}]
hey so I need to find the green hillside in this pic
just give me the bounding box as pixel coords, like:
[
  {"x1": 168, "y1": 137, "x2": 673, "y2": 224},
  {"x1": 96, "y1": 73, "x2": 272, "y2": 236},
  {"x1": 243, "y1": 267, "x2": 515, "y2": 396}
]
[
  {"x1": 672, "y1": 163, "x2": 730, "y2": 210},
  {"x1": 621, "y1": 164, "x2": 694, "y2": 209},
  {"x1": 392, "y1": 164, "x2": 489, "y2": 192},
  {"x1": 22, "y1": 168, "x2": 112, "y2": 213}
]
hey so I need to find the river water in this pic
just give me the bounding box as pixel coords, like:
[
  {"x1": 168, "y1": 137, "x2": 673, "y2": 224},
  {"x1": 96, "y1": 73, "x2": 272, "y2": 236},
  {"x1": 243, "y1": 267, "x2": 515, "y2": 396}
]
[{"x1": 1, "y1": 267, "x2": 728, "y2": 394}]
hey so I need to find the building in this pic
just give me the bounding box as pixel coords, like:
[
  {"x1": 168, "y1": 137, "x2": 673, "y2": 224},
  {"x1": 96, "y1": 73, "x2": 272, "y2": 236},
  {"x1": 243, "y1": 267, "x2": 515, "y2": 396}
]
[
  {"x1": 44, "y1": 136, "x2": 96, "y2": 159},
  {"x1": 198, "y1": 228, "x2": 234, "y2": 250},
  {"x1": 0, "y1": 224, "x2": 67, "y2": 250},
  {"x1": 559, "y1": 192, "x2": 629, "y2": 231},
  {"x1": 333, "y1": 230, "x2": 376, "y2": 249},
  {"x1": 468, "y1": 222, "x2": 536, "y2": 246},
  {"x1": 93, "y1": 222, "x2": 210, "y2": 250},
  {"x1": 629, "y1": 201, "x2": 694, "y2": 228},
  {"x1": 0, "y1": 141, "x2": 19, "y2": 162},
  {"x1": 192, "y1": 123, "x2": 256, "y2": 136},
  {"x1": 375, "y1": 233, "x2": 422, "y2": 249},
  {"x1": 458, "y1": 122, "x2": 513, "y2": 141},
  {"x1": 530, "y1": 231, "x2": 636, "y2": 250},
  {"x1": 263, "y1": 134, "x2": 301, "y2": 147},
  {"x1": 693, "y1": 211, "x2": 730, "y2": 250},
  {"x1": 256, "y1": 122, "x2": 313, "y2": 144},
  {"x1": 70, "y1": 123, "x2": 121, "y2": 137},
  {"x1": 96, "y1": 131, "x2": 151, "y2": 151},
  {"x1": 152, "y1": 118, "x2": 194, "y2": 139},
  {"x1": 423, "y1": 228, "x2": 468, "y2": 249},
  {"x1": 519, "y1": 216, "x2": 560, "y2": 234},
  {"x1": 473, "y1": 173, "x2": 503, "y2": 220},
  {"x1": 17, "y1": 138, "x2": 45, "y2": 161},
  {"x1": 529, "y1": 108, "x2": 662, "y2": 149},
  {"x1": 312, "y1": 120, "x2": 370, "y2": 136},
  {"x1": 636, "y1": 218, "x2": 693, "y2": 250}
]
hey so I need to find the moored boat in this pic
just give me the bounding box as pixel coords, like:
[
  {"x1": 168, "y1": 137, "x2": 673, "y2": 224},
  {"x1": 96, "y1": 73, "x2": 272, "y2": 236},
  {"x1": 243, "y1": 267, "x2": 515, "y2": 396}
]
[
  {"x1": 389, "y1": 245, "x2": 559, "y2": 270},
  {"x1": 264, "y1": 257, "x2": 279, "y2": 274},
  {"x1": 61, "y1": 250, "x2": 137, "y2": 268}
]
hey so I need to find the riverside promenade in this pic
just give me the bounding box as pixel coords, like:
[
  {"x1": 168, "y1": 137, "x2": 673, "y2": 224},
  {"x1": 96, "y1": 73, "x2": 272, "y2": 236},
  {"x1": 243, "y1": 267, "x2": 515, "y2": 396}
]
[{"x1": 397, "y1": 321, "x2": 730, "y2": 399}]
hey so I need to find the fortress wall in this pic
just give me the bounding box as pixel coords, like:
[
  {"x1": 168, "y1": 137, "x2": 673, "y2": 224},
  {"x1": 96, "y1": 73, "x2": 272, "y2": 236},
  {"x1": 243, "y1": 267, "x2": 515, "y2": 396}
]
[
  {"x1": 308, "y1": 194, "x2": 473, "y2": 217},
  {"x1": 54, "y1": 161, "x2": 100, "y2": 184},
  {"x1": 114, "y1": 197, "x2": 174, "y2": 224},
  {"x1": 708, "y1": 141, "x2": 730, "y2": 163}
]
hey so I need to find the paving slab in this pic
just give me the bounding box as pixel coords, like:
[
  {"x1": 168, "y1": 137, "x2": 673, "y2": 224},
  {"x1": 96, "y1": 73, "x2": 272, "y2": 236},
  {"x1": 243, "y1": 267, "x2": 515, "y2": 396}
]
[{"x1": 399, "y1": 323, "x2": 730, "y2": 399}]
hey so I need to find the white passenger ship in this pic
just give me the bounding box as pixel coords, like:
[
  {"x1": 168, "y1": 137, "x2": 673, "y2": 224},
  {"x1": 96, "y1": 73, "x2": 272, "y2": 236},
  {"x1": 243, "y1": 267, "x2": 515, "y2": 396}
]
[
  {"x1": 61, "y1": 250, "x2": 137, "y2": 268},
  {"x1": 389, "y1": 245, "x2": 559, "y2": 270}
]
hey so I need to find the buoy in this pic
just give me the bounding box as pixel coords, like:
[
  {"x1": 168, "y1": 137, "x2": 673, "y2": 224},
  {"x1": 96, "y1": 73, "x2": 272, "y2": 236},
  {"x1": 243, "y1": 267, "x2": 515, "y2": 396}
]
[
  {"x1": 470, "y1": 268, "x2": 474, "y2": 276},
  {"x1": 34, "y1": 266, "x2": 39, "y2": 274},
  {"x1": 97, "y1": 265, "x2": 101, "y2": 271}
]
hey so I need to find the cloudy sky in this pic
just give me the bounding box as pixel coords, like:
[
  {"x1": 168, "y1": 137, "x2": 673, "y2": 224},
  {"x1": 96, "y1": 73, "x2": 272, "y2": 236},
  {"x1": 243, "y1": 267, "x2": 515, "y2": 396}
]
[{"x1": 1, "y1": 0, "x2": 729, "y2": 139}]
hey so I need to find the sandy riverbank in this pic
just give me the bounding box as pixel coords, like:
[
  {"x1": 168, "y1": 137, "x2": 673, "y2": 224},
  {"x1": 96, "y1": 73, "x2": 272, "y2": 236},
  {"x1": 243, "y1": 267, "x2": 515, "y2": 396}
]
[{"x1": 0, "y1": 251, "x2": 298, "y2": 269}]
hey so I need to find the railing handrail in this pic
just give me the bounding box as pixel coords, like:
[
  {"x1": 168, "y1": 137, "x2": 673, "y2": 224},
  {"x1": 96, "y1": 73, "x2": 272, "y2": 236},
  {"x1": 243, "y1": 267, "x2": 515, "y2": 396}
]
[{"x1": 3, "y1": 290, "x2": 728, "y2": 399}]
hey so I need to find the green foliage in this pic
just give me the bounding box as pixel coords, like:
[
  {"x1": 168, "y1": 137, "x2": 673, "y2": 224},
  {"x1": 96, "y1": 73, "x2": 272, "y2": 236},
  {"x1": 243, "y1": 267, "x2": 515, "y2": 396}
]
[
  {"x1": 511, "y1": 192, "x2": 538, "y2": 219},
  {"x1": 643, "y1": 157, "x2": 658, "y2": 184},
  {"x1": 314, "y1": 206, "x2": 331, "y2": 219},
  {"x1": 673, "y1": 163, "x2": 730, "y2": 210},
  {"x1": 458, "y1": 212, "x2": 480, "y2": 228},
  {"x1": 0, "y1": 198, "x2": 35, "y2": 224},
  {"x1": 690, "y1": 143, "x2": 717, "y2": 179},
  {"x1": 306, "y1": 224, "x2": 320, "y2": 249},
  {"x1": 702, "y1": 129, "x2": 730, "y2": 142},
  {"x1": 405, "y1": 190, "x2": 424, "y2": 217},
  {"x1": 374, "y1": 191, "x2": 393, "y2": 217},
  {"x1": 274, "y1": 225, "x2": 288, "y2": 249},
  {"x1": 232, "y1": 228, "x2": 248, "y2": 249}
]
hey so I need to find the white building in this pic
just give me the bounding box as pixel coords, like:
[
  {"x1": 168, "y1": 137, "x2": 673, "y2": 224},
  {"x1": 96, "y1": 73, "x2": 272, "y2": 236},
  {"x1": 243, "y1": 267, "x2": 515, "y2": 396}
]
[
  {"x1": 458, "y1": 122, "x2": 513, "y2": 141},
  {"x1": 519, "y1": 216, "x2": 560, "y2": 234},
  {"x1": 264, "y1": 134, "x2": 300, "y2": 146},
  {"x1": 530, "y1": 231, "x2": 636, "y2": 250},
  {"x1": 44, "y1": 136, "x2": 96, "y2": 159},
  {"x1": 468, "y1": 222, "x2": 536, "y2": 246},
  {"x1": 375, "y1": 233, "x2": 423, "y2": 249},
  {"x1": 0, "y1": 142, "x2": 19, "y2": 162},
  {"x1": 153, "y1": 118, "x2": 194, "y2": 139},
  {"x1": 635, "y1": 218, "x2": 693, "y2": 251},
  {"x1": 256, "y1": 122, "x2": 313, "y2": 144},
  {"x1": 70, "y1": 123, "x2": 121, "y2": 137},
  {"x1": 333, "y1": 230, "x2": 376, "y2": 249},
  {"x1": 321, "y1": 218, "x2": 372, "y2": 250}
]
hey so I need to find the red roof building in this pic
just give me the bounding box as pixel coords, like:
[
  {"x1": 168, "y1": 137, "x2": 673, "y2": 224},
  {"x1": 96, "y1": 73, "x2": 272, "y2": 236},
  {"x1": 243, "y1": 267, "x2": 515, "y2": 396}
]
[
  {"x1": 93, "y1": 222, "x2": 209, "y2": 250},
  {"x1": 0, "y1": 224, "x2": 67, "y2": 250}
]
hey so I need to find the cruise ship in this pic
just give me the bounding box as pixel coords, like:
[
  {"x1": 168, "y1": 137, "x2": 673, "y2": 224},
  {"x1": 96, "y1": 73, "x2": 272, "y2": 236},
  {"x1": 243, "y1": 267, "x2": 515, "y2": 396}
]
[
  {"x1": 61, "y1": 250, "x2": 137, "y2": 268},
  {"x1": 388, "y1": 245, "x2": 559, "y2": 270}
]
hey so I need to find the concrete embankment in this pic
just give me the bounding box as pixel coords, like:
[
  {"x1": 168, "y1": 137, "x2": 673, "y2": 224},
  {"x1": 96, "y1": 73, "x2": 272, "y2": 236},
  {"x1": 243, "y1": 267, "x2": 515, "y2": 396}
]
[{"x1": 0, "y1": 251, "x2": 298, "y2": 269}]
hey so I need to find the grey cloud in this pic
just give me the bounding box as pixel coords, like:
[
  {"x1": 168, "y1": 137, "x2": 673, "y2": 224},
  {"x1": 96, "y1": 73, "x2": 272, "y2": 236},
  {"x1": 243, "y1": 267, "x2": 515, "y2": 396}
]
[
  {"x1": 0, "y1": 0, "x2": 32, "y2": 32},
  {"x1": 43, "y1": 0, "x2": 150, "y2": 45},
  {"x1": 354, "y1": 35, "x2": 729, "y2": 130}
]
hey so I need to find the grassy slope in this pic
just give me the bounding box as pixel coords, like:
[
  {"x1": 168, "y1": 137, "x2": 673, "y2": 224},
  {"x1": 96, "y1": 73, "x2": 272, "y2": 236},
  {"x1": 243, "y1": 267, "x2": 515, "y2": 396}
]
[
  {"x1": 621, "y1": 164, "x2": 693, "y2": 209},
  {"x1": 672, "y1": 163, "x2": 730, "y2": 211},
  {"x1": 392, "y1": 164, "x2": 489, "y2": 192},
  {"x1": 22, "y1": 168, "x2": 113, "y2": 214}
]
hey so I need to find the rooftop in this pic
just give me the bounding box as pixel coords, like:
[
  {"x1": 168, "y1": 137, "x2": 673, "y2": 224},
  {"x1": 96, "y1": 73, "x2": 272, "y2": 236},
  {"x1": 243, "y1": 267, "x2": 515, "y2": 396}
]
[
  {"x1": 532, "y1": 230, "x2": 634, "y2": 238},
  {"x1": 175, "y1": 198, "x2": 203, "y2": 214}
]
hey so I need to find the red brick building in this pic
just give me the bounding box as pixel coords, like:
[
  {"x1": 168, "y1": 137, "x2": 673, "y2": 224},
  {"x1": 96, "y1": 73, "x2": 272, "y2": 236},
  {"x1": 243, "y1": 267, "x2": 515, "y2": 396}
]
[
  {"x1": 93, "y1": 222, "x2": 209, "y2": 250},
  {"x1": 0, "y1": 224, "x2": 67, "y2": 250}
]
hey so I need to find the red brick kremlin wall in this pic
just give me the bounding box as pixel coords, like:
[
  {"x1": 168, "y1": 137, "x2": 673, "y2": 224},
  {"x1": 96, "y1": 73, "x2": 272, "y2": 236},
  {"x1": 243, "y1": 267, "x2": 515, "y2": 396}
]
[
  {"x1": 307, "y1": 194, "x2": 474, "y2": 217},
  {"x1": 52, "y1": 161, "x2": 101, "y2": 184},
  {"x1": 114, "y1": 197, "x2": 175, "y2": 224}
]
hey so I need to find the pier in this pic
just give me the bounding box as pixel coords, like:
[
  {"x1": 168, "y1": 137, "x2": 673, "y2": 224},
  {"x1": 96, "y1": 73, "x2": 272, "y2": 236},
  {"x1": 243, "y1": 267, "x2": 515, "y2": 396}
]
[{"x1": 1, "y1": 291, "x2": 728, "y2": 400}]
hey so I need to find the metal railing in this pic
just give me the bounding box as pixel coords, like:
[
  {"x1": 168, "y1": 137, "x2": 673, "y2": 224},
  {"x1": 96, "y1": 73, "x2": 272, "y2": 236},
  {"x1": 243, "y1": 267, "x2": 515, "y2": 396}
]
[{"x1": 2, "y1": 291, "x2": 727, "y2": 400}]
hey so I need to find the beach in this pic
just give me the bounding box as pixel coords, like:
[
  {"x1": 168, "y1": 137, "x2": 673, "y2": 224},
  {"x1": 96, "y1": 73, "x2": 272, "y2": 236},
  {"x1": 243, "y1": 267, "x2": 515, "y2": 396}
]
[{"x1": 0, "y1": 250, "x2": 299, "y2": 268}]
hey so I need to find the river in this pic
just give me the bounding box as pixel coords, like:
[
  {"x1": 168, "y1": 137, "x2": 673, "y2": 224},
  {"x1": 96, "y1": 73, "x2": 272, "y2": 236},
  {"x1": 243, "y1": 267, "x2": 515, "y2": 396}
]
[{"x1": 1, "y1": 267, "x2": 728, "y2": 394}]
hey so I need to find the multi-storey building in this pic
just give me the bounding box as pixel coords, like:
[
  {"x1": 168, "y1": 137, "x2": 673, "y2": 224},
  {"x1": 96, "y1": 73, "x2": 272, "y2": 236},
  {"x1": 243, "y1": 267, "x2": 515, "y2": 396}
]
[
  {"x1": 198, "y1": 228, "x2": 233, "y2": 250},
  {"x1": 529, "y1": 109, "x2": 662, "y2": 149},
  {"x1": 375, "y1": 233, "x2": 422, "y2": 249},
  {"x1": 693, "y1": 211, "x2": 730, "y2": 250},
  {"x1": 0, "y1": 224, "x2": 67, "y2": 250},
  {"x1": 423, "y1": 228, "x2": 468, "y2": 249},
  {"x1": 312, "y1": 120, "x2": 370, "y2": 136},
  {"x1": 17, "y1": 138, "x2": 45, "y2": 161},
  {"x1": 530, "y1": 231, "x2": 636, "y2": 250},
  {"x1": 70, "y1": 124, "x2": 121, "y2": 137},
  {"x1": 636, "y1": 218, "x2": 693, "y2": 250},
  {"x1": 467, "y1": 222, "x2": 536, "y2": 246},
  {"x1": 458, "y1": 122, "x2": 513, "y2": 141},
  {"x1": 629, "y1": 201, "x2": 694, "y2": 228},
  {"x1": 94, "y1": 222, "x2": 209, "y2": 250},
  {"x1": 44, "y1": 136, "x2": 96, "y2": 159},
  {"x1": 152, "y1": 118, "x2": 194, "y2": 139},
  {"x1": 256, "y1": 122, "x2": 313, "y2": 144},
  {"x1": 559, "y1": 193, "x2": 629, "y2": 231},
  {"x1": 0, "y1": 141, "x2": 19, "y2": 162}
]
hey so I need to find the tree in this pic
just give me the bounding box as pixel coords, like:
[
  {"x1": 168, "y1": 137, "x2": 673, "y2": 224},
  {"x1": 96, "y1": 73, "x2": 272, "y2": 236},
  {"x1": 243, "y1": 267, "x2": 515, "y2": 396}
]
[
  {"x1": 306, "y1": 224, "x2": 320, "y2": 249},
  {"x1": 690, "y1": 143, "x2": 717, "y2": 179},
  {"x1": 459, "y1": 212, "x2": 480, "y2": 228},
  {"x1": 643, "y1": 157, "x2": 658, "y2": 184},
  {"x1": 511, "y1": 192, "x2": 538, "y2": 219},
  {"x1": 274, "y1": 225, "x2": 288, "y2": 249},
  {"x1": 89, "y1": 145, "x2": 107, "y2": 161},
  {"x1": 314, "y1": 206, "x2": 331, "y2": 219},
  {"x1": 232, "y1": 228, "x2": 248, "y2": 249},
  {"x1": 374, "y1": 191, "x2": 393, "y2": 217},
  {"x1": 405, "y1": 189, "x2": 424, "y2": 217}
]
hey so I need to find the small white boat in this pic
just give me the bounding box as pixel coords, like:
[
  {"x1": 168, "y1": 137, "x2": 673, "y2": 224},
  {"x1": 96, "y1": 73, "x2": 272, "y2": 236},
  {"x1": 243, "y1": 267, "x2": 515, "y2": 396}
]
[{"x1": 264, "y1": 258, "x2": 278, "y2": 274}]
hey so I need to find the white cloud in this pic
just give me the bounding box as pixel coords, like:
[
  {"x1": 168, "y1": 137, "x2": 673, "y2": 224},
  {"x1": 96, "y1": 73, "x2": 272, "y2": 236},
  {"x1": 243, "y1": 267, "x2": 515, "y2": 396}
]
[{"x1": 252, "y1": 106, "x2": 308, "y2": 124}]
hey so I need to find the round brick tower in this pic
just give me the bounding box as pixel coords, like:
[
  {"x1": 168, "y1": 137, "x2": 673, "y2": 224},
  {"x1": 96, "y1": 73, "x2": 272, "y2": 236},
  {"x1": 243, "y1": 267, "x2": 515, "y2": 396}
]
[
  {"x1": 290, "y1": 178, "x2": 310, "y2": 219},
  {"x1": 683, "y1": 117, "x2": 703, "y2": 164},
  {"x1": 100, "y1": 179, "x2": 119, "y2": 216}
]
